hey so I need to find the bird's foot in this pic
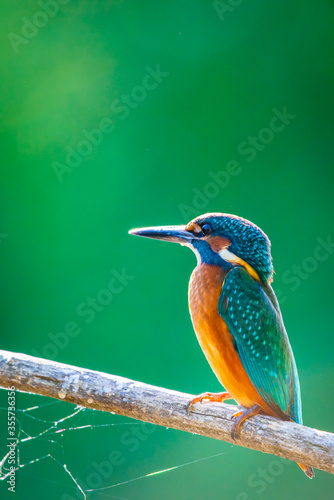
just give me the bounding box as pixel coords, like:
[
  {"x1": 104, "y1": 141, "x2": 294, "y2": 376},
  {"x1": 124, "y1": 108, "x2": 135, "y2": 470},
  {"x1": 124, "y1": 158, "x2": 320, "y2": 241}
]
[
  {"x1": 231, "y1": 404, "x2": 262, "y2": 441},
  {"x1": 186, "y1": 391, "x2": 232, "y2": 416}
]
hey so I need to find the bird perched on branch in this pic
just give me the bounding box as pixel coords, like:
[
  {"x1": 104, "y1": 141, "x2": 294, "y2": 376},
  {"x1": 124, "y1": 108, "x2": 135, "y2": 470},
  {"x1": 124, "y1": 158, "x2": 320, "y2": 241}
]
[{"x1": 129, "y1": 213, "x2": 314, "y2": 478}]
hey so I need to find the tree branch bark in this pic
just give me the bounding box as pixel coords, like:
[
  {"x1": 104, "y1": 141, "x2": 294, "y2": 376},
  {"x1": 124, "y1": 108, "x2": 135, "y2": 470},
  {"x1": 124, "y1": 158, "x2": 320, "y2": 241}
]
[{"x1": 0, "y1": 350, "x2": 332, "y2": 475}]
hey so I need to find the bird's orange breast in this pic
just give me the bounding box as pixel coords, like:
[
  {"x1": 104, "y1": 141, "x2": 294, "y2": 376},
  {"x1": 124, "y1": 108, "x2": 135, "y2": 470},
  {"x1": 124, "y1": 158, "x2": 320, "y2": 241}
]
[{"x1": 188, "y1": 264, "x2": 275, "y2": 415}]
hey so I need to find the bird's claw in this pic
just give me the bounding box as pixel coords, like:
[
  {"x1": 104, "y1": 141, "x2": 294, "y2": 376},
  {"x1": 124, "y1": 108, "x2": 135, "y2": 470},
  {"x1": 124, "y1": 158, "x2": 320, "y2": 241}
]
[
  {"x1": 231, "y1": 410, "x2": 243, "y2": 440},
  {"x1": 186, "y1": 391, "x2": 232, "y2": 416},
  {"x1": 186, "y1": 395, "x2": 203, "y2": 416},
  {"x1": 230, "y1": 404, "x2": 262, "y2": 441}
]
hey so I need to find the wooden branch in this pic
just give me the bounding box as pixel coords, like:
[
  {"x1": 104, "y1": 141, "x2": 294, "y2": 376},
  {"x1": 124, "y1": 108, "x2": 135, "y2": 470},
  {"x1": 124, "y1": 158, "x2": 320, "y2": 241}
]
[{"x1": 0, "y1": 350, "x2": 332, "y2": 475}]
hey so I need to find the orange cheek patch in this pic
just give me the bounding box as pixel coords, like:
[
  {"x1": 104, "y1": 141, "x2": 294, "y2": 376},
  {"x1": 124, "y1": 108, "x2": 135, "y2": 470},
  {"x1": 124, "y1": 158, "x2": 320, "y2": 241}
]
[{"x1": 208, "y1": 236, "x2": 230, "y2": 252}]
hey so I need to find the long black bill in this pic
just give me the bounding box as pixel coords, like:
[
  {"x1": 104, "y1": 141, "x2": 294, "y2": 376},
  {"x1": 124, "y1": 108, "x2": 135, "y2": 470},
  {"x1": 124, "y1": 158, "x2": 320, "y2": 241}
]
[{"x1": 128, "y1": 225, "x2": 193, "y2": 244}]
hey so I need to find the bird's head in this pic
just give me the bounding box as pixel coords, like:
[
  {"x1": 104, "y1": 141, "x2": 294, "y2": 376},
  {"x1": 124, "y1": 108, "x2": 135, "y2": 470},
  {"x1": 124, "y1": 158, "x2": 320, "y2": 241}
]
[{"x1": 129, "y1": 213, "x2": 273, "y2": 284}]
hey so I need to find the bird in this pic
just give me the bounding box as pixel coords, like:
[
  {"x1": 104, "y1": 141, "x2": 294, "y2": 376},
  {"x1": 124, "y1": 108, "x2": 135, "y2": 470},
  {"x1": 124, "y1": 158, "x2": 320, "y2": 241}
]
[{"x1": 129, "y1": 212, "x2": 314, "y2": 478}]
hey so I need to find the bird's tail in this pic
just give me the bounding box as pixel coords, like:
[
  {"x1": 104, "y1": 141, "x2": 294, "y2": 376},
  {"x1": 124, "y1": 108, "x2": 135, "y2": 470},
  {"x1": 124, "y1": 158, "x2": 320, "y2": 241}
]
[{"x1": 297, "y1": 462, "x2": 315, "y2": 479}]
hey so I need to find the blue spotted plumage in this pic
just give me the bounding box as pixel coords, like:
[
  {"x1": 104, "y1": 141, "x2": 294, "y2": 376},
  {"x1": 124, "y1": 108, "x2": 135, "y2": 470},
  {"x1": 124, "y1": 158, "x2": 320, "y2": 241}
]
[{"x1": 218, "y1": 265, "x2": 302, "y2": 424}]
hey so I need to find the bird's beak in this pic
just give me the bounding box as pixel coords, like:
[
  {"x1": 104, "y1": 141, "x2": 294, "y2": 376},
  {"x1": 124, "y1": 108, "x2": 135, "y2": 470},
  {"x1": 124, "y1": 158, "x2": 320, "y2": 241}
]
[{"x1": 129, "y1": 225, "x2": 193, "y2": 245}]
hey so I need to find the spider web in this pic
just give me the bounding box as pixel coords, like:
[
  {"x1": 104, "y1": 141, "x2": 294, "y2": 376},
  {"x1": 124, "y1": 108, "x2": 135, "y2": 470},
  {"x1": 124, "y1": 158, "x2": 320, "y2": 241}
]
[{"x1": 0, "y1": 389, "x2": 230, "y2": 499}]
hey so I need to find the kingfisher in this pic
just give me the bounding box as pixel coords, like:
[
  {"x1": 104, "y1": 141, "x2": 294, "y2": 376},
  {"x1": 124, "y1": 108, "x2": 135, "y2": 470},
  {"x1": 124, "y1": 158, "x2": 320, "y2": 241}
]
[{"x1": 129, "y1": 213, "x2": 314, "y2": 478}]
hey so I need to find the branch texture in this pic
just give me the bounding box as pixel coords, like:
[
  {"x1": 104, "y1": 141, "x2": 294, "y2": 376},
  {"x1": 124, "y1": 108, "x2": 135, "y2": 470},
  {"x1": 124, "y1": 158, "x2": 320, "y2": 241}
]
[{"x1": 0, "y1": 350, "x2": 332, "y2": 475}]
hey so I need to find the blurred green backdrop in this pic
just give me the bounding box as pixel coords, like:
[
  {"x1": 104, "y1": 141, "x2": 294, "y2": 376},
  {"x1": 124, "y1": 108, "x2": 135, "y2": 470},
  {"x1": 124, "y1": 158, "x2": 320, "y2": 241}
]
[{"x1": 1, "y1": 1, "x2": 334, "y2": 499}]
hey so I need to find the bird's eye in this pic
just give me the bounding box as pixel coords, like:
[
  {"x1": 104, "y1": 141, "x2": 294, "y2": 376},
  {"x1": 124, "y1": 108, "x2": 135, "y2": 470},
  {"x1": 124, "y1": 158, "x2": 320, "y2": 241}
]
[{"x1": 201, "y1": 223, "x2": 212, "y2": 236}]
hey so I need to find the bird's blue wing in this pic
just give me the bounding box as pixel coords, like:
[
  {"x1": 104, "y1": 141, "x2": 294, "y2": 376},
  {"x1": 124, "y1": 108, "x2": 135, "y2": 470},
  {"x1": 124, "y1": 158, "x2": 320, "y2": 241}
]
[{"x1": 218, "y1": 266, "x2": 302, "y2": 424}]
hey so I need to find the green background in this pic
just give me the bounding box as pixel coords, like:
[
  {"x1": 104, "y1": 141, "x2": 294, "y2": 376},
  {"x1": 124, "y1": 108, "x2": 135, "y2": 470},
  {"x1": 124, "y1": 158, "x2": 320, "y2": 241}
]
[{"x1": 1, "y1": 1, "x2": 334, "y2": 499}]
